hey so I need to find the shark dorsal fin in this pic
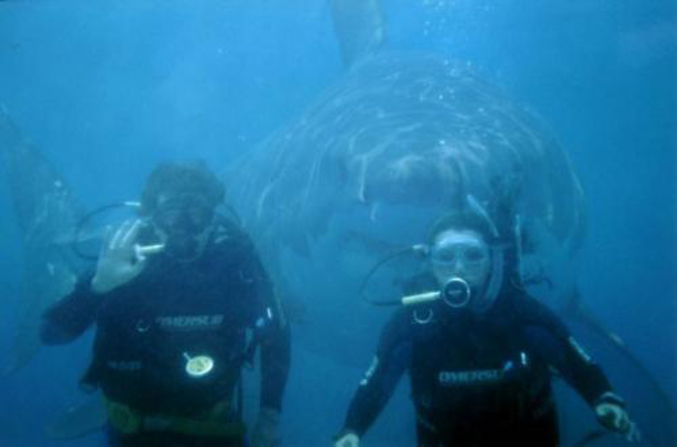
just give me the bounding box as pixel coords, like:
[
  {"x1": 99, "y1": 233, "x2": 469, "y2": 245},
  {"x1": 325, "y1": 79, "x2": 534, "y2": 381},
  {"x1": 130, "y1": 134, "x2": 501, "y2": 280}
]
[{"x1": 330, "y1": 0, "x2": 387, "y2": 69}]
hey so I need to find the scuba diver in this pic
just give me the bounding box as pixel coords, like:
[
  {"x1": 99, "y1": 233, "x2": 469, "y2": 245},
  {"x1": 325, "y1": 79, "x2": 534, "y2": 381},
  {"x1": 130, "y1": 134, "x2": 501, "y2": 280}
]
[
  {"x1": 41, "y1": 161, "x2": 290, "y2": 447},
  {"x1": 333, "y1": 198, "x2": 640, "y2": 447}
]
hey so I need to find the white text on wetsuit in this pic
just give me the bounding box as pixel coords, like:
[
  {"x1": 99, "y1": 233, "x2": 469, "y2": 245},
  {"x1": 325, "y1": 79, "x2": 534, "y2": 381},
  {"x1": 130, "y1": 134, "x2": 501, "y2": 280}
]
[
  {"x1": 155, "y1": 314, "x2": 224, "y2": 331},
  {"x1": 438, "y1": 369, "x2": 503, "y2": 386}
]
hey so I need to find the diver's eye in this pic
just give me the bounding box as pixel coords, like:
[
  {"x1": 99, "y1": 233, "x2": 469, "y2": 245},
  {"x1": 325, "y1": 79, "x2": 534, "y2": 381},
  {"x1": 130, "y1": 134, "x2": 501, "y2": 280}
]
[
  {"x1": 154, "y1": 208, "x2": 181, "y2": 227},
  {"x1": 430, "y1": 247, "x2": 457, "y2": 265},
  {"x1": 187, "y1": 207, "x2": 211, "y2": 226},
  {"x1": 155, "y1": 206, "x2": 212, "y2": 230},
  {"x1": 431, "y1": 244, "x2": 489, "y2": 266},
  {"x1": 463, "y1": 247, "x2": 487, "y2": 263}
]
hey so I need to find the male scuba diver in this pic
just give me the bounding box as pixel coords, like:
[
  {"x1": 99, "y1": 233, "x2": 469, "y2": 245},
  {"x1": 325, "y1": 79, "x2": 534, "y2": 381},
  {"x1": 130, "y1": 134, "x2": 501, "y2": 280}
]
[
  {"x1": 41, "y1": 161, "x2": 290, "y2": 447},
  {"x1": 334, "y1": 201, "x2": 639, "y2": 447}
]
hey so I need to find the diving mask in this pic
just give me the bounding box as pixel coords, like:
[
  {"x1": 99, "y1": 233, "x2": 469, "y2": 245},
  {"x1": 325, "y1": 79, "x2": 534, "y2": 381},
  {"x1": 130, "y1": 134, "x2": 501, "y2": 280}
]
[
  {"x1": 152, "y1": 194, "x2": 215, "y2": 235},
  {"x1": 400, "y1": 230, "x2": 503, "y2": 313},
  {"x1": 430, "y1": 230, "x2": 491, "y2": 289},
  {"x1": 150, "y1": 194, "x2": 216, "y2": 261}
]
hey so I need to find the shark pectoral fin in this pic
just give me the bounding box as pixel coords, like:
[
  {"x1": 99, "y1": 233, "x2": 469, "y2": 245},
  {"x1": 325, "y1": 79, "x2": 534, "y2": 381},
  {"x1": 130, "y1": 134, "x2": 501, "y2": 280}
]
[{"x1": 45, "y1": 392, "x2": 107, "y2": 440}]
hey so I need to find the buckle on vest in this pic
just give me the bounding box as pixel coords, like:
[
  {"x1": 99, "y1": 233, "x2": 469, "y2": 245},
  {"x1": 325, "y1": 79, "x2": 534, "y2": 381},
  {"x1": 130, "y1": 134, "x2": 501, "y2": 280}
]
[{"x1": 104, "y1": 399, "x2": 142, "y2": 435}]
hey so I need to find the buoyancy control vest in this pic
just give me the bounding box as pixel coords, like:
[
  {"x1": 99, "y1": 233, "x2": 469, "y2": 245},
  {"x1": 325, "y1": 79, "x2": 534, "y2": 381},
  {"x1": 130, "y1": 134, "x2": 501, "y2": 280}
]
[
  {"x1": 82, "y1": 235, "x2": 263, "y2": 418},
  {"x1": 407, "y1": 298, "x2": 559, "y2": 445}
]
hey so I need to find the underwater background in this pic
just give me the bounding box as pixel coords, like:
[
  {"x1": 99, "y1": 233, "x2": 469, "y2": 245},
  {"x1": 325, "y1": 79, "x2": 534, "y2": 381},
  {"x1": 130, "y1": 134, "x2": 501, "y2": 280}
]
[{"x1": 0, "y1": 1, "x2": 674, "y2": 446}]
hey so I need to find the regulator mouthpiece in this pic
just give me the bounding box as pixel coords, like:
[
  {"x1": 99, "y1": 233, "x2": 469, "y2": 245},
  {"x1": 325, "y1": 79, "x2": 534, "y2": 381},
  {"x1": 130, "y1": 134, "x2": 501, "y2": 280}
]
[
  {"x1": 401, "y1": 277, "x2": 472, "y2": 309},
  {"x1": 442, "y1": 277, "x2": 471, "y2": 308}
]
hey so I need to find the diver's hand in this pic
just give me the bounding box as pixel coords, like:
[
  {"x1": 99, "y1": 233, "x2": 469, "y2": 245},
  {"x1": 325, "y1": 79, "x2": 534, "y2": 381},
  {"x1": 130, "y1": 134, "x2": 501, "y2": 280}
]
[
  {"x1": 91, "y1": 219, "x2": 164, "y2": 294},
  {"x1": 333, "y1": 430, "x2": 360, "y2": 447},
  {"x1": 595, "y1": 400, "x2": 641, "y2": 443},
  {"x1": 251, "y1": 407, "x2": 281, "y2": 447}
]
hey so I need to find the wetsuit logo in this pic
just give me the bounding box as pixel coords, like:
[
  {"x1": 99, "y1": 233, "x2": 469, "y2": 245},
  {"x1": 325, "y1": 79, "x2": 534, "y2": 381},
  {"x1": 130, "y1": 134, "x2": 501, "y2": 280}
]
[
  {"x1": 107, "y1": 360, "x2": 142, "y2": 372},
  {"x1": 567, "y1": 336, "x2": 592, "y2": 364},
  {"x1": 438, "y1": 369, "x2": 503, "y2": 386},
  {"x1": 156, "y1": 314, "x2": 224, "y2": 331},
  {"x1": 360, "y1": 356, "x2": 380, "y2": 386}
]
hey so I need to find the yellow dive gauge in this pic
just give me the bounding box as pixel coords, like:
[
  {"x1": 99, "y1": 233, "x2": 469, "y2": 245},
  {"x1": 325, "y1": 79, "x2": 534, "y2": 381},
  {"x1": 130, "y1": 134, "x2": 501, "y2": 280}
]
[{"x1": 183, "y1": 353, "x2": 214, "y2": 378}]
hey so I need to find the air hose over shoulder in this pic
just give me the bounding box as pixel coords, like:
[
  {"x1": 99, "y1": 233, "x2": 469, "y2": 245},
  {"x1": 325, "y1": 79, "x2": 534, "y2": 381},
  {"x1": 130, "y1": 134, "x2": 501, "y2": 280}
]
[
  {"x1": 359, "y1": 244, "x2": 429, "y2": 306},
  {"x1": 71, "y1": 201, "x2": 142, "y2": 261}
]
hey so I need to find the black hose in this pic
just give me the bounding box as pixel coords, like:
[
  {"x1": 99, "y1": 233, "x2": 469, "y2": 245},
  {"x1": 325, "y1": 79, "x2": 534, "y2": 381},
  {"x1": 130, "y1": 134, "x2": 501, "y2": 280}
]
[
  {"x1": 71, "y1": 202, "x2": 139, "y2": 261},
  {"x1": 359, "y1": 245, "x2": 424, "y2": 306}
]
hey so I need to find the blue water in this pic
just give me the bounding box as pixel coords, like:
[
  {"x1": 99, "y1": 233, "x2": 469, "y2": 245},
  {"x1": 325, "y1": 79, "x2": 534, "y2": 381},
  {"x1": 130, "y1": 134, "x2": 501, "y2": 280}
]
[{"x1": 0, "y1": 1, "x2": 674, "y2": 446}]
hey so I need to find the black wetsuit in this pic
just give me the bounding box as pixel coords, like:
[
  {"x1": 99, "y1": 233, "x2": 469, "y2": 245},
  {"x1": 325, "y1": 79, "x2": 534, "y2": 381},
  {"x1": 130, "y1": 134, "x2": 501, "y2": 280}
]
[
  {"x1": 41, "y1": 218, "x2": 291, "y2": 447},
  {"x1": 341, "y1": 278, "x2": 613, "y2": 447}
]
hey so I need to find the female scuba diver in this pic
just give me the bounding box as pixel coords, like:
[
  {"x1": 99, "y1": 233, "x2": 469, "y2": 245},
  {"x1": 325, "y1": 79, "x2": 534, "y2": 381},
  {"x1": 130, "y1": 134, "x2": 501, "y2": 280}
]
[{"x1": 333, "y1": 197, "x2": 640, "y2": 447}]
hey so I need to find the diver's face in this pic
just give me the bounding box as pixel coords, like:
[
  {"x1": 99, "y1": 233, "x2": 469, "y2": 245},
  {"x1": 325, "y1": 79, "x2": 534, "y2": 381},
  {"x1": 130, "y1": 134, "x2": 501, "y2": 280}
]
[
  {"x1": 430, "y1": 229, "x2": 491, "y2": 290},
  {"x1": 151, "y1": 193, "x2": 215, "y2": 260}
]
